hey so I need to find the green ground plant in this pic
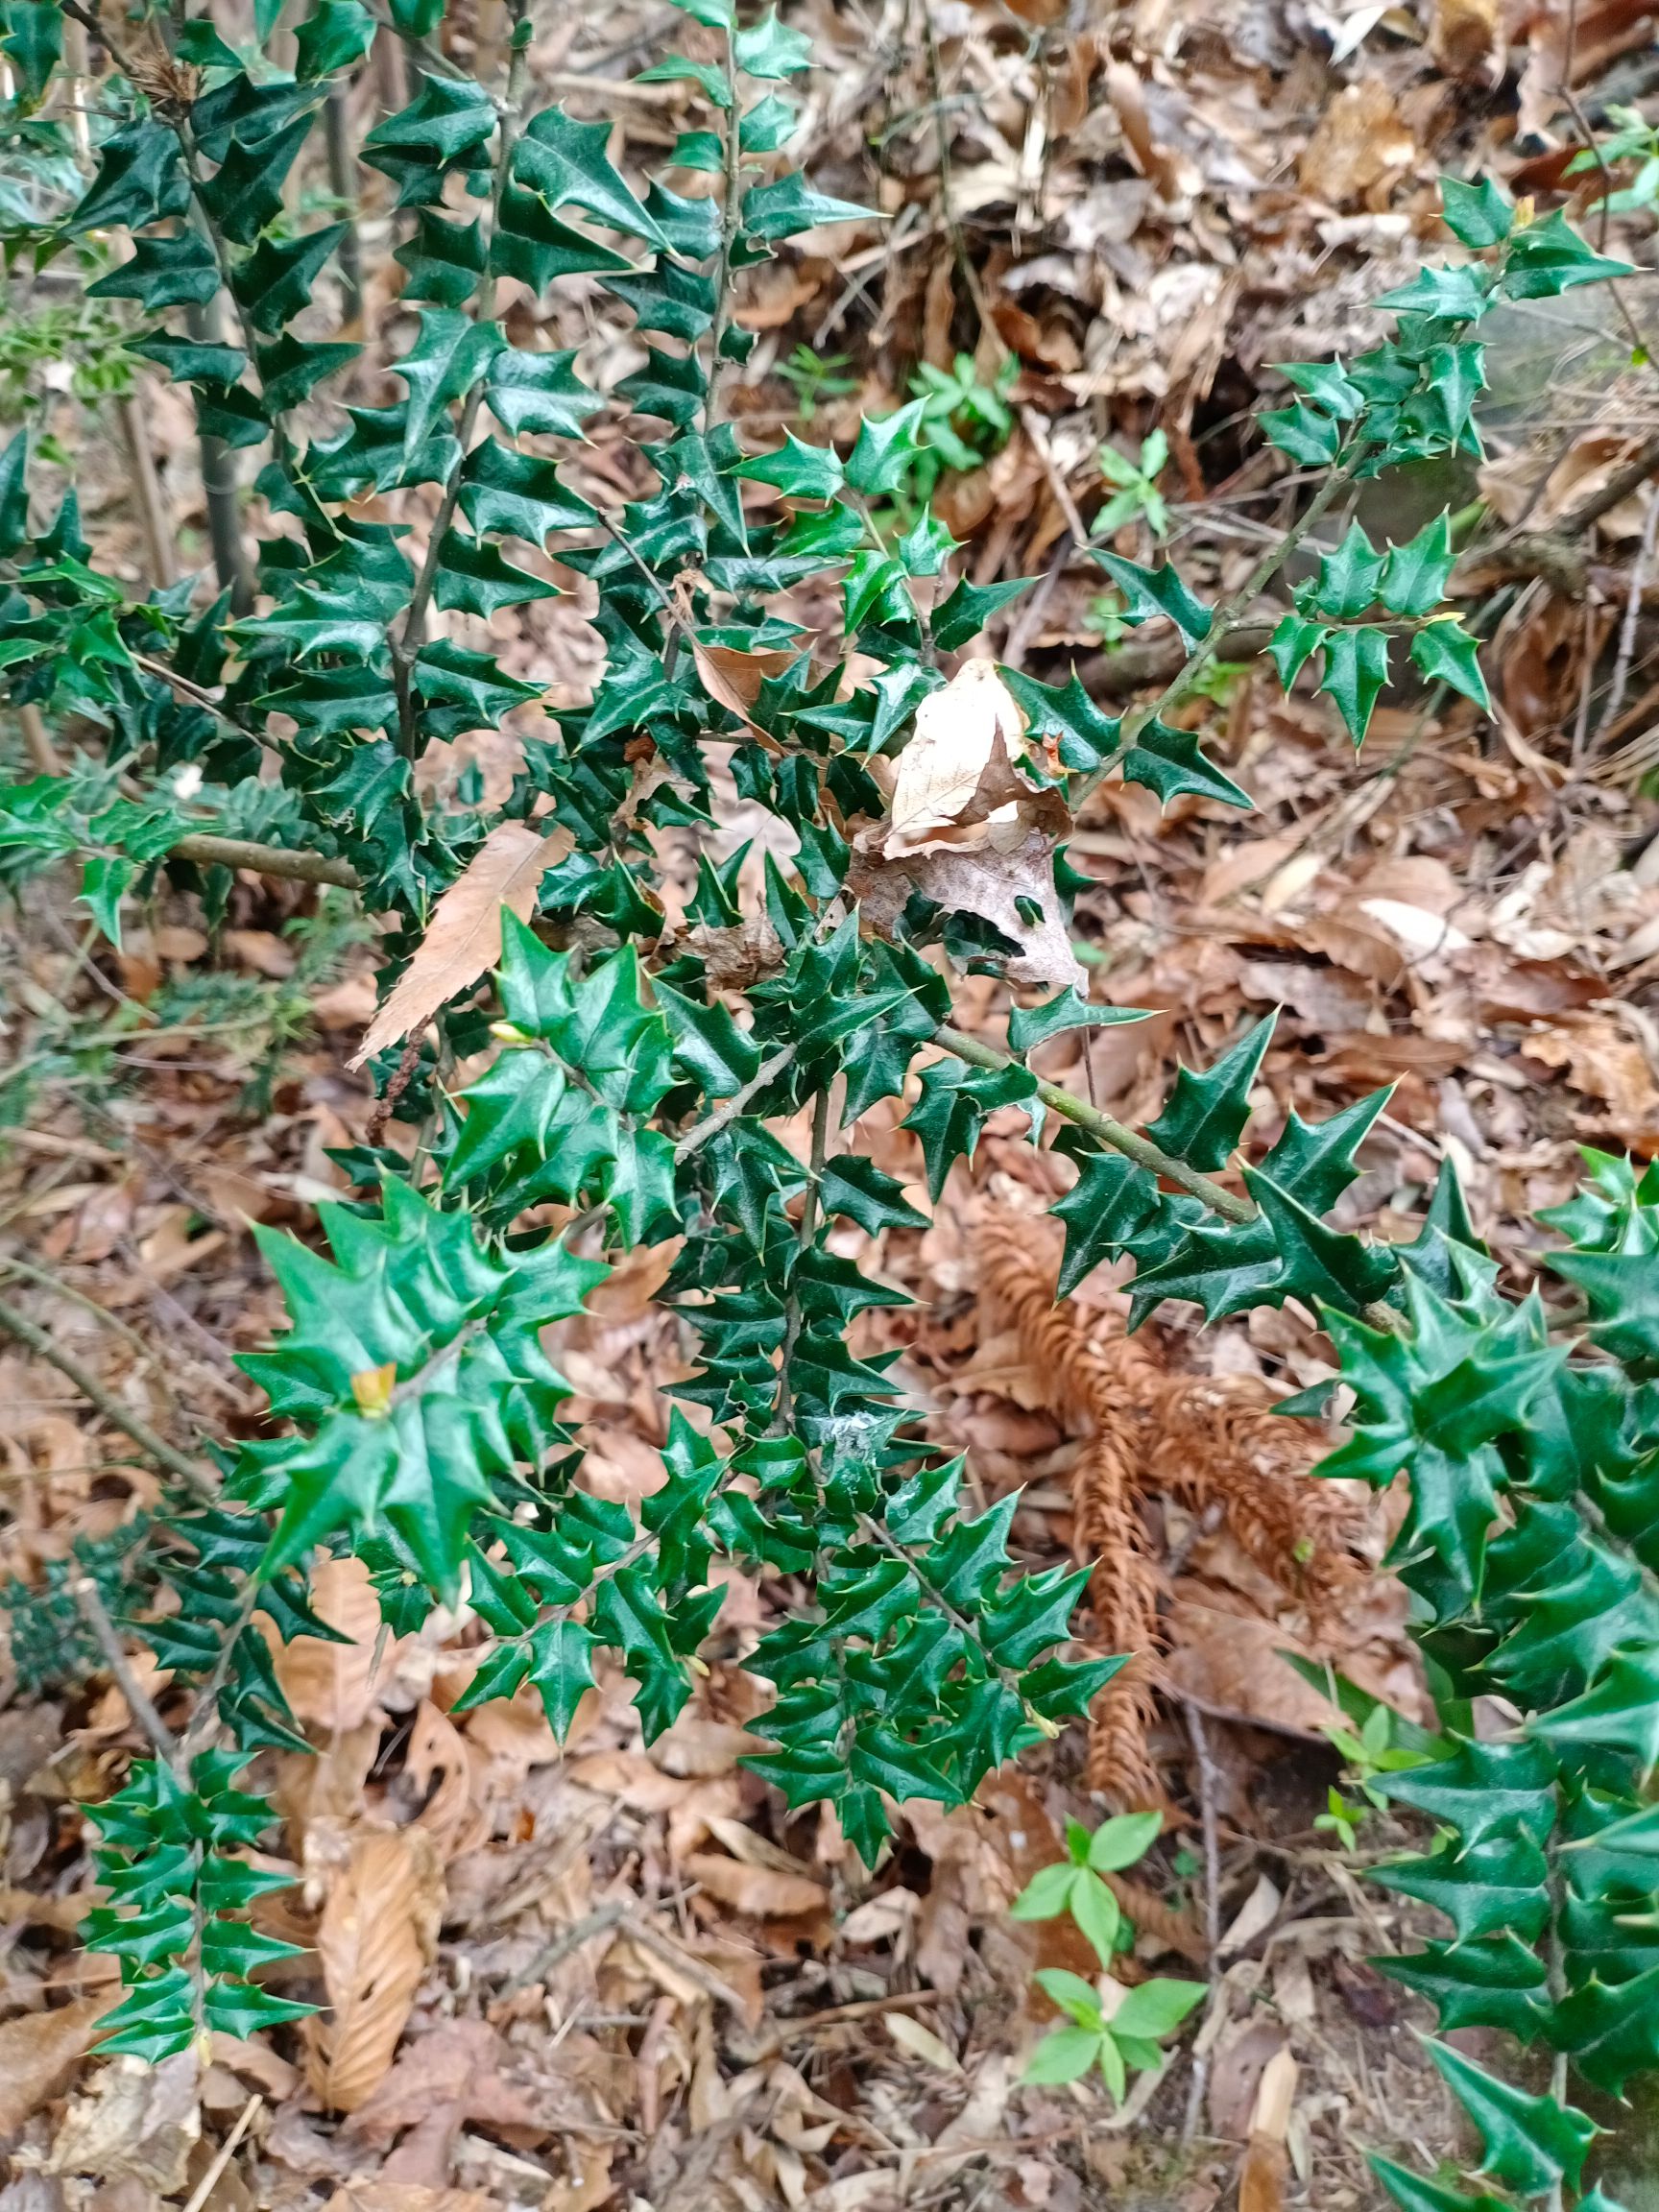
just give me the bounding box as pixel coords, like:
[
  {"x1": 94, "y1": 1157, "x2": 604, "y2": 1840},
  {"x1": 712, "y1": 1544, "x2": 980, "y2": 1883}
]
[{"x1": 0, "y1": 4, "x2": 1647, "y2": 2198}]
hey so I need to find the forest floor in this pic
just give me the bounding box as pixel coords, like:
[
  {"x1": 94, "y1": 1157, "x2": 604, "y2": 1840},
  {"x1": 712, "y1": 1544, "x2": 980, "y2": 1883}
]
[{"x1": 6, "y1": 0, "x2": 1659, "y2": 2204}]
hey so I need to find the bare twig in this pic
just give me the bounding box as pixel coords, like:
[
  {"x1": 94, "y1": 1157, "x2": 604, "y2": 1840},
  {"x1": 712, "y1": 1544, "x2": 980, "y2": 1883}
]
[
  {"x1": 505, "y1": 1900, "x2": 629, "y2": 1992},
  {"x1": 934, "y1": 1023, "x2": 1252, "y2": 1223},
  {"x1": 117, "y1": 392, "x2": 178, "y2": 590},
  {"x1": 166, "y1": 832, "x2": 359, "y2": 889},
  {"x1": 74, "y1": 1574, "x2": 181, "y2": 1767},
  {"x1": 18, "y1": 704, "x2": 60, "y2": 774},
  {"x1": 0, "y1": 1291, "x2": 216, "y2": 1498},
  {"x1": 674, "y1": 1041, "x2": 798, "y2": 1159},
  {"x1": 324, "y1": 85, "x2": 364, "y2": 324},
  {"x1": 390, "y1": 0, "x2": 533, "y2": 755},
  {"x1": 1598, "y1": 483, "x2": 1659, "y2": 745},
  {"x1": 180, "y1": 2095, "x2": 262, "y2": 2212}
]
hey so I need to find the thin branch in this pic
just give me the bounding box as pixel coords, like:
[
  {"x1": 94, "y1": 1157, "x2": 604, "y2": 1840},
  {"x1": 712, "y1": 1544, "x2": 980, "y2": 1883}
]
[
  {"x1": 177, "y1": 1577, "x2": 265, "y2": 1762},
  {"x1": 166, "y1": 832, "x2": 359, "y2": 889},
  {"x1": 1181, "y1": 1700, "x2": 1223, "y2": 2142},
  {"x1": 1080, "y1": 445, "x2": 1367, "y2": 802},
  {"x1": 933, "y1": 1022, "x2": 1252, "y2": 1223},
  {"x1": 19, "y1": 704, "x2": 60, "y2": 774},
  {"x1": 933, "y1": 1024, "x2": 1403, "y2": 1330},
  {"x1": 0, "y1": 1290, "x2": 217, "y2": 1498},
  {"x1": 117, "y1": 395, "x2": 178, "y2": 590},
  {"x1": 772, "y1": 1083, "x2": 831, "y2": 1434},
  {"x1": 74, "y1": 1574, "x2": 182, "y2": 1767},
  {"x1": 180, "y1": 2095, "x2": 261, "y2": 2212},
  {"x1": 675, "y1": 1040, "x2": 798, "y2": 1159},
  {"x1": 703, "y1": 26, "x2": 746, "y2": 434},
  {"x1": 391, "y1": 0, "x2": 533, "y2": 755}
]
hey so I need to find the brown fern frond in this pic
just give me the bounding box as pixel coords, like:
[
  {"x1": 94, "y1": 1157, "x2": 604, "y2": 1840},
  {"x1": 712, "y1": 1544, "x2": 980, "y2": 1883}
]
[
  {"x1": 1146, "y1": 1375, "x2": 1365, "y2": 1633},
  {"x1": 974, "y1": 1208, "x2": 1365, "y2": 1805}
]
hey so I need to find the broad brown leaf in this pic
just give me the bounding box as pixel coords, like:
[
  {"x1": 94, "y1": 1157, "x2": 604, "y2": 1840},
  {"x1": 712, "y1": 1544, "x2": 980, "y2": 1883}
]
[
  {"x1": 305, "y1": 1826, "x2": 445, "y2": 2113},
  {"x1": 0, "y1": 1996, "x2": 113, "y2": 2136},
  {"x1": 348, "y1": 821, "x2": 573, "y2": 1069},
  {"x1": 681, "y1": 1851, "x2": 828, "y2": 1918}
]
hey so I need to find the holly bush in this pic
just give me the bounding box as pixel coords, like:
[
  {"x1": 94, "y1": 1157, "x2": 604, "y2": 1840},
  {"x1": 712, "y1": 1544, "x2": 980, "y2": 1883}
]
[{"x1": 0, "y1": 0, "x2": 1647, "y2": 2194}]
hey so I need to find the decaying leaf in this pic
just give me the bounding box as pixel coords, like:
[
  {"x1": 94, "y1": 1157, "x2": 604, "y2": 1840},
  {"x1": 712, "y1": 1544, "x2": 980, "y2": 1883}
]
[
  {"x1": 1239, "y1": 2047, "x2": 1299, "y2": 2212},
  {"x1": 349, "y1": 822, "x2": 574, "y2": 1069},
  {"x1": 306, "y1": 1826, "x2": 445, "y2": 2114},
  {"x1": 47, "y1": 2050, "x2": 200, "y2": 2191},
  {"x1": 884, "y1": 2012, "x2": 963, "y2": 2074},
  {"x1": 0, "y1": 1997, "x2": 114, "y2": 2137},
  {"x1": 854, "y1": 659, "x2": 1084, "y2": 993},
  {"x1": 346, "y1": 2019, "x2": 543, "y2": 2187}
]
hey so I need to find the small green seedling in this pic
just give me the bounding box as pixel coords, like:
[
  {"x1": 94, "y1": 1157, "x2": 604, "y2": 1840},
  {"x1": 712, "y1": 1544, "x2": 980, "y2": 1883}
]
[
  {"x1": 775, "y1": 341, "x2": 859, "y2": 423},
  {"x1": 1011, "y1": 1812, "x2": 1206, "y2": 2098},
  {"x1": 1094, "y1": 428, "x2": 1170, "y2": 541},
  {"x1": 1314, "y1": 1699, "x2": 1424, "y2": 1848},
  {"x1": 1566, "y1": 108, "x2": 1659, "y2": 217}
]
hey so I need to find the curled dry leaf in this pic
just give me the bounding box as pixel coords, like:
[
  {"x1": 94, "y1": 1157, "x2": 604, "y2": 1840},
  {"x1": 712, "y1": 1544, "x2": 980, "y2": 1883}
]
[
  {"x1": 691, "y1": 639, "x2": 800, "y2": 746},
  {"x1": 682, "y1": 1850, "x2": 829, "y2": 1918},
  {"x1": 348, "y1": 821, "x2": 574, "y2": 1070},
  {"x1": 854, "y1": 660, "x2": 1085, "y2": 994},
  {"x1": 306, "y1": 1825, "x2": 445, "y2": 2114},
  {"x1": 0, "y1": 1995, "x2": 114, "y2": 2136},
  {"x1": 884, "y1": 2012, "x2": 962, "y2": 2074},
  {"x1": 269, "y1": 1554, "x2": 403, "y2": 1736}
]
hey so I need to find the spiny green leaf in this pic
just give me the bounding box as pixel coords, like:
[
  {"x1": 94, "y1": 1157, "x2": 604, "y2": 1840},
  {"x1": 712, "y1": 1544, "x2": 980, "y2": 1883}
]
[
  {"x1": 1425, "y1": 2040, "x2": 1596, "y2": 2196},
  {"x1": 1440, "y1": 175, "x2": 1512, "y2": 249},
  {"x1": 1411, "y1": 622, "x2": 1490, "y2": 710},
  {"x1": 1089, "y1": 551, "x2": 1212, "y2": 648}
]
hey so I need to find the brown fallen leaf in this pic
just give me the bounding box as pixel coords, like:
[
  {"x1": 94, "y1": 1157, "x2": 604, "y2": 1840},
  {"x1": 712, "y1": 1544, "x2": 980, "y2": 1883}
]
[
  {"x1": 348, "y1": 821, "x2": 574, "y2": 1069},
  {"x1": 0, "y1": 1996, "x2": 114, "y2": 2137},
  {"x1": 269, "y1": 1554, "x2": 404, "y2": 1736},
  {"x1": 1522, "y1": 1015, "x2": 1659, "y2": 1146},
  {"x1": 347, "y1": 2019, "x2": 543, "y2": 2188},
  {"x1": 854, "y1": 660, "x2": 1083, "y2": 994},
  {"x1": 682, "y1": 1850, "x2": 829, "y2": 1918},
  {"x1": 322, "y1": 2189, "x2": 493, "y2": 2212},
  {"x1": 1431, "y1": 0, "x2": 1502, "y2": 76},
  {"x1": 306, "y1": 1826, "x2": 445, "y2": 2114},
  {"x1": 690, "y1": 639, "x2": 800, "y2": 745}
]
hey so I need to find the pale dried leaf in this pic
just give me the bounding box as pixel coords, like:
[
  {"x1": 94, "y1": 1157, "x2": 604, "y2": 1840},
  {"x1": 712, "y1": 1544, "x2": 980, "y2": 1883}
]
[
  {"x1": 884, "y1": 661, "x2": 1043, "y2": 857},
  {"x1": 306, "y1": 1826, "x2": 445, "y2": 2113},
  {"x1": 858, "y1": 661, "x2": 1083, "y2": 992},
  {"x1": 348, "y1": 822, "x2": 574, "y2": 1069},
  {"x1": 884, "y1": 2012, "x2": 962, "y2": 2074}
]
